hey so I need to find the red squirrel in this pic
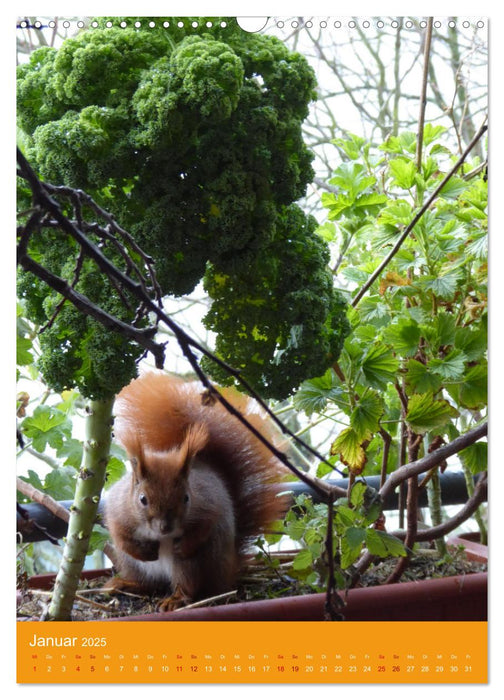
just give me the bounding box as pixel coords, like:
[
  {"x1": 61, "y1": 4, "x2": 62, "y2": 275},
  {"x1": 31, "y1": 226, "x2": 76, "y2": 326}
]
[{"x1": 104, "y1": 372, "x2": 290, "y2": 609}]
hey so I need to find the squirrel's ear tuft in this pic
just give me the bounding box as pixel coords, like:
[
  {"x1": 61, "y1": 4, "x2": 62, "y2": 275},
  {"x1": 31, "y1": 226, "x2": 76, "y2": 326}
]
[
  {"x1": 127, "y1": 433, "x2": 148, "y2": 480},
  {"x1": 180, "y1": 423, "x2": 209, "y2": 475},
  {"x1": 185, "y1": 423, "x2": 209, "y2": 453}
]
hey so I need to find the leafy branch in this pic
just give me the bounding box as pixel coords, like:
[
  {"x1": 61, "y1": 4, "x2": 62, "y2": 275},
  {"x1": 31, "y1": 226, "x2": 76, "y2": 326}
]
[{"x1": 351, "y1": 119, "x2": 487, "y2": 306}]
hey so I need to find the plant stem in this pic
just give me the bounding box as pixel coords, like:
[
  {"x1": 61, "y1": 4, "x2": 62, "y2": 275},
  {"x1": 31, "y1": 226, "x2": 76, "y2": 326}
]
[
  {"x1": 46, "y1": 397, "x2": 114, "y2": 621},
  {"x1": 426, "y1": 467, "x2": 448, "y2": 556},
  {"x1": 462, "y1": 463, "x2": 487, "y2": 545}
]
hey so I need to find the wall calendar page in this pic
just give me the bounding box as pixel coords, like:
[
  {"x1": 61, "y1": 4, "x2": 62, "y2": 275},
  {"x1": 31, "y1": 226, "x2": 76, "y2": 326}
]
[{"x1": 15, "y1": 10, "x2": 489, "y2": 690}]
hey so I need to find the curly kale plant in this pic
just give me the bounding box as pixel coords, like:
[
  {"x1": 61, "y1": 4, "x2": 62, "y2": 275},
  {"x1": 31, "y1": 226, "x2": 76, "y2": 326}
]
[{"x1": 17, "y1": 18, "x2": 349, "y2": 399}]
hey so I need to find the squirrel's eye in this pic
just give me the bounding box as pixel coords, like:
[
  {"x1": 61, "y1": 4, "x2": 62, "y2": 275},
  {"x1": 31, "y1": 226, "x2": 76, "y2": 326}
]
[
  {"x1": 184, "y1": 494, "x2": 189, "y2": 503},
  {"x1": 139, "y1": 493, "x2": 148, "y2": 506}
]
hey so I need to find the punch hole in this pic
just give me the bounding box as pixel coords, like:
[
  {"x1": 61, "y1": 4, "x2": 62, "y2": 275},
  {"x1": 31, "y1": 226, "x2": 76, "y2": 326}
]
[{"x1": 237, "y1": 17, "x2": 268, "y2": 32}]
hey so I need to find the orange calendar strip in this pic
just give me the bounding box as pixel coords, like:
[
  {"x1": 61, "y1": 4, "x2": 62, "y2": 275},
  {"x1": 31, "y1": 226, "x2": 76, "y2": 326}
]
[{"x1": 17, "y1": 620, "x2": 487, "y2": 683}]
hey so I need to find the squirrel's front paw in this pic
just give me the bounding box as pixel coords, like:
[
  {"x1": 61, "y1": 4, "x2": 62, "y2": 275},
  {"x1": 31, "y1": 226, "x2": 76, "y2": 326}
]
[
  {"x1": 104, "y1": 575, "x2": 147, "y2": 595},
  {"x1": 158, "y1": 585, "x2": 192, "y2": 612},
  {"x1": 126, "y1": 538, "x2": 160, "y2": 561}
]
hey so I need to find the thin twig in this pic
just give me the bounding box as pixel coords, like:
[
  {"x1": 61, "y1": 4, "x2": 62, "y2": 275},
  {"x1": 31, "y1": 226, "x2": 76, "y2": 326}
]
[
  {"x1": 415, "y1": 18, "x2": 434, "y2": 172},
  {"x1": 174, "y1": 590, "x2": 239, "y2": 611}
]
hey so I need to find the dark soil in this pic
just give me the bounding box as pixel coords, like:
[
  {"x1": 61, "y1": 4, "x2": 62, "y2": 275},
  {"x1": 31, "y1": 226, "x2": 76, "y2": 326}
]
[{"x1": 16, "y1": 545, "x2": 487, "y2": 622}]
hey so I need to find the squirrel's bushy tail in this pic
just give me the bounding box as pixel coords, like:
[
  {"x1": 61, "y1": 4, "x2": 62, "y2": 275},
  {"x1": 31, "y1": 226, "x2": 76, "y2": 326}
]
[{"x1": 113, "y1": 372, "x2": 290, "y2": 545}]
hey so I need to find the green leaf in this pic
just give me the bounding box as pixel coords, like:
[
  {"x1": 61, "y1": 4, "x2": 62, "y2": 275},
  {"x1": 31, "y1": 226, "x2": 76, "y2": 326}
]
[
  {"x1": 421, "y1": 313, "x2": 456, "y2": 350},
  {"x1": 382, "y1": 319, "x2": 421, "y2": 357},
  {"x1": 466, "y1": 230, "x2": 488, "y2": 260},
  {"x1": 18, "y1": 470, "x2": 44, "y2": 494},
  {"x1": 428, "y1": 349, "x2": 467, "y2": 380},
  {"x1": 345, "y1": 526, "x2": 367, "y2": 550},
  {"x1": 447, "y1": 362, "x2": 487, "y2": 409},
  {"x1": 350, "y1": 480, "x2": 368, "y2": 508},
  {"x1": 292, "y1": 549, "x2": 313, "y2": 570},
  {"x1": 104, "y1": 455, "x2": 127, "y2": 487},
  {"x1": 419, "y1": 271, "x2": 461, "y2": 300},
  {"x1": 329, "y1": 162, "x2": 375, "y2": 197},
  {"x1": 405, "y1": 359, "x2": 443, "y2": 394},
  {"x1": 17, "y1": 336, "x2": 34, "y2": 367},
  {"x1": 389, "y1": 158, "x2": 417, "y2": 189},
  {"x1": 364, "y1": 528, "x2": 388, "y2": 557},
  {"x1": 332, "y1": 133, "x2": 369, "y2": 160},
  {"x1": 21, "y1": 405, "x2": 72, "y2": 452},
  {"x1": 331, "y1": 427, "x2": 368, "y2": 474},
  {"x1": 353, "y1": 192, "x2": 388, "y2": 211},
  {"x1": 423, "y1": 123, "x2": 447, "y2": 145},
  {"x1": 380, "y1": 132, "x2": 417, "y2": 154},
  {"x1": 56, "y1": 437, "x2": 83, "y2": 469},
  {"x1": 293, "y1": 370, "x2": 345, "y2": 416},
  {"x1": 284, "y1": 517, "x2": 308, "y2": 542},
  {"x1": 459, "y1": 441, "x2": 487, "y2": 474},
  {"x1": 377, "y1": 199, "x2": 413, "y2": 226},
  {"x1": 361, "y1": 344, "x2": 399, "y2": 390},
  {"x1": 357, "y1": 299, "x2": 391, "y2": 327},
  {"x1": 439, "y1": 176, "x2": 468, "y2": 201},
  {"x1": 406, "y1": 392, "x2": 459, "y2": 433},
  {"x1": 366, "y1": 529, "x2": 407, "y2": 557},
  {"x1": 335, "y1": 504, "x2": 359, "y2": 528},
  {"x1": 350, "y1": 391, "x2": 383, "y2": 441},
  {"x1": 340, "y1": 529, "x2": 366, "y2": 568},
  {"x1": 315, "y1": 221, "x2": 336, "y2": 243},
  {"x1": 89, "y1": 524, "x2": 112, "y2": 553},
  {"x1": 44, "y1": 466, "x2": 77, "y2": 500},
  {"x1": 454, "y1": 325, "x2": 487, "y2": 362}
]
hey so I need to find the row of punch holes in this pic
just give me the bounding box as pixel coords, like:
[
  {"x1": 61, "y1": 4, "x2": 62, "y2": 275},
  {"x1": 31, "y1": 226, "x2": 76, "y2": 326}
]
[{"x1": 18, "y1": 18, "x2": 486, "y2": 32}]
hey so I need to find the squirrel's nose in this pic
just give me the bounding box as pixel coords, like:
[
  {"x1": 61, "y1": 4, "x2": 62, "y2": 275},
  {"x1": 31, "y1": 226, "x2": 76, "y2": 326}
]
[
  {"x1": 160, "y1": 513, "x2": 175, "y2": 534},
  {"x1": 160, "y1": 520, "x2": 173, "y2": 534}
]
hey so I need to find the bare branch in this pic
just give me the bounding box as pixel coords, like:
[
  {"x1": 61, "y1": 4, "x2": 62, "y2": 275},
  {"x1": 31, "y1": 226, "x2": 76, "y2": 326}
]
[{"x1": 379, "y1": 422, "x2": 487, "y2": 502}]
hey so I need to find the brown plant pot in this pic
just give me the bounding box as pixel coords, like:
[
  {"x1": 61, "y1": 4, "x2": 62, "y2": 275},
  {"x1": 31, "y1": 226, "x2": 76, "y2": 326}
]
[
  {"x1": 447, "y1": 533, "x2": 488, "y2": 563},
  {"x1": 21, "y1": 538, "x2": 487, "y2": 622}
]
